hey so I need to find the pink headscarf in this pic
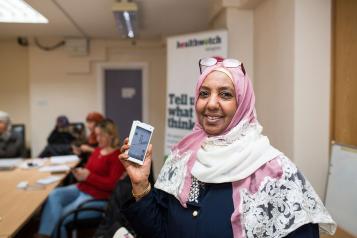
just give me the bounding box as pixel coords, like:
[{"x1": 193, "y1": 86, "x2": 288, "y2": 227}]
[{"x1": 172, "y1": 62, "x2": 257, "y2": 205}]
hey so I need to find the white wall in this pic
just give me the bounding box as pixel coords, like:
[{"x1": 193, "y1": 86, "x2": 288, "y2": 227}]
[
  {"x1": 26, "y1": 39, "x2": 166, "y2": 176},
  {"x1": 226, "y1": 8, "x2": 254, "y2": 79},
  {"x1": 254, "y1": 0, "x2": 294, "y2": 158},
  {"x1": 211, "y1": 6, "x2": 253, "y2": 79},
  {"x1": 293, "y1": 0, "x2": 332, "y2": 198},
  {"x1": 254, "y1": 0, "x2": 332, "y2": 198},
  {"x1": 0, "y1": 40, "x2": 31, "y2": 146},
  {"x1": 0, "y1": 37, "x2": 166, "y2": 176}
]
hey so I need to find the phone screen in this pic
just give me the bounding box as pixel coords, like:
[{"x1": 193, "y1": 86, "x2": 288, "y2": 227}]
[{"x1": 128, "y1": 126, "x2": 152, "y2": 161}]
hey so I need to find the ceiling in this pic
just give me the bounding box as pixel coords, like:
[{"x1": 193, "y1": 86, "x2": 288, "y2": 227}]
[{"x1": 0, "y1": 0, "x2": 214, "y2": 40}]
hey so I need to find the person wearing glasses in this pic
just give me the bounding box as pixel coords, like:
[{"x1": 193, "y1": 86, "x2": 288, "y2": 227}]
[{"x1": 119, "y1": 57, "x2": 336, "y2": 238}]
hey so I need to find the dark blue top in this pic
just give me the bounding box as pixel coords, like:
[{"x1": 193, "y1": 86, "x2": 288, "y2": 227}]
[{"x1": 123, "y1": 183, "x2": 319, "y2": 238}]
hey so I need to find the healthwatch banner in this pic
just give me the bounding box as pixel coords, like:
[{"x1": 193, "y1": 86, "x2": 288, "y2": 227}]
[{"x1": 164, "y1": 30, "x2": 227, "y2": 155}]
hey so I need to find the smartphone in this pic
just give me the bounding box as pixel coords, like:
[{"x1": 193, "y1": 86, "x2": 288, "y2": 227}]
[{"x1": 127, "y1": 121, "x2": 154, "y2": 165}]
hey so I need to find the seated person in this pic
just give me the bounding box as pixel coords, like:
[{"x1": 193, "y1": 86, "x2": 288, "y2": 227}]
[
  {"x1": 38, "y1": 115, "x2": 75, "y2": 158},
  {"x1": 36, "y1": 119, "x2": 125, "y2": 238},
  {"x1": 0, "y1": 111, "x2": 23, "y2": 158},
  {"x1": 72, "y1": 112, "x2": 104, "y2": 162}
]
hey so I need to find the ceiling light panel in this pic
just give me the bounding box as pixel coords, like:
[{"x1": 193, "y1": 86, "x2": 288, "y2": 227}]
[{"x1": 0, "y1": 0, "x2": 48, "y2": 23}]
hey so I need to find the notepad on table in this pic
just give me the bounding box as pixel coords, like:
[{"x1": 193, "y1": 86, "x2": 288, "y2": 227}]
[
  {"x1": 39, "y1": 165, "x2": 70, "y2": 173},
  {"x1": 37, "y1": 176, "x2": 62, "y2": 185},
  {"x1": 0, "y1": 159, "x2": 23, "y2": 170},
  {"x1": 50, "y1": 155, "x2": 79, "y2": 164}
]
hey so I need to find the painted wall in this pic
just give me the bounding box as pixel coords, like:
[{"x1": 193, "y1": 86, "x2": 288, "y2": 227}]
[
  {"x1": 0, "y1": 38, "x2": 166, "y2": 176},
  {"x1": 226, "y1": 8, "x2": 254, "y2": 79},
  {"x1": 254, "y1": 0, "x2": 294, "y2": 158},
  {"x1": 254, "y1": 0, "x2": 332, "y2": 198},
  {"x1": 293, "y1": 0, "x2": 331, "y2": 198},
  {"x1": 28, "y1": 39, "x2": 166, "y2": 176},
  {"x1": 0, "y1": 40, "x2": 31, "y2": 146},
  {"x1": 211, "y1": 6, "x2": 253, "y2": 79}
]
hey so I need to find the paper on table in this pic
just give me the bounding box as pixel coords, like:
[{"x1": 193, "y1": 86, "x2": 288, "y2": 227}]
[
  {"x1": 0, "y1": 159, "x2": 23, "y2": 170},
  {"x1": 18, "y1": 159, "x2": 45, "y2": 169},
  {"x1": 37, "y1": 176, "x2": 62, "y2": 185},
  {"x1": 50, "y1": 155, "x2": 79, "y2": 164},
  {"x1": 39, "y1": 165, "x2": 70, "y2": 173}
]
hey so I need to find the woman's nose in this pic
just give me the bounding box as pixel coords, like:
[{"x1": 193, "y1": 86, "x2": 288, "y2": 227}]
[{"x1": 206, "y1": 95, "x2": 219, "y2": 109}]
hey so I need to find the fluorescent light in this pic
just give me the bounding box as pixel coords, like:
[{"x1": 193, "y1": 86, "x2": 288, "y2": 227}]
[
  {"x1": 112, "y1": 2, "x2": 138, "y2": 39},
  {"x1": 123, "y1": 11, "x2": 134, "y2": 38},
  {"x1": 123, "y1": 11, "x2": 130, "y2": 21},
  {"x1": 128, "y1": 30, "x2": 134, "y2": 38},
  {"x1": 0, "y1": 0, "x2": 48, "y2": 23}
]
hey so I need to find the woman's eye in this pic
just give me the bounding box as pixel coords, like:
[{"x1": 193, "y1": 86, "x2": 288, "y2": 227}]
[
  {"x1": 220, "y1": 91, "x2": 233, "y2": 99},
  {"x1": 199, "y1": 91, "x2": 209, "y2": 98}
]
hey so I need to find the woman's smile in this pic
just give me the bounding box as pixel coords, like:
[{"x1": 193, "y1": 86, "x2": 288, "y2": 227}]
[{"x1": 204, "y1": 115, "x2": 223, "y2": 123}]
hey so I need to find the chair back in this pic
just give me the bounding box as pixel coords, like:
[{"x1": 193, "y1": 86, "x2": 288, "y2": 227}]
[
  {"x1": 11, "y1": 124, "x2": 27, "y2": 158},
  {"x1": 69, "y1": 122, "x2": 87, "y2": 145}
]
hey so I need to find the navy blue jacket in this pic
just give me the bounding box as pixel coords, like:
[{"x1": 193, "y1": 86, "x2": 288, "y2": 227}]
[{"x1": 123, "y1": 183, "x2": 319, "y2": 238}]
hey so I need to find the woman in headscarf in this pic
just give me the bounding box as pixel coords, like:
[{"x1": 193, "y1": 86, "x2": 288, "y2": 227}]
[
  {"x1": 119, "y1": 57, "x2": 336, "y2": 238},
  {"x1": 0, "y1": 111, "x2": 23, "y2": 158},
  {"x1": 38, "y1": 115, "x2": 75, "y2": 158}
]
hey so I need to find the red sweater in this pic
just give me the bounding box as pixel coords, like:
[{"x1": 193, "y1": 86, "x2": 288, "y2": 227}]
[{"x1": 77, "y1": 147, "x2": 125, "y2": 199}]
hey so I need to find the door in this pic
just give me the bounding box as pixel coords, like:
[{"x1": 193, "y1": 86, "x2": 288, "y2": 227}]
[
  {"x1": 333, "y1": 0, "x2": 357, "y2": 146},
  {"x1": 105, "y1": 69, "x2": 143, "y2": 142}
]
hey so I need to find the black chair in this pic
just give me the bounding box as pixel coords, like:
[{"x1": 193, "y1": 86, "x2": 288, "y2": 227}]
[
  {"x1": 69, "y1": 122, "x2": 87, "y2": 145},
  {"x1": 94, "y1": 171, "x2": 155, "y2": 238},
  {"x1": 11, "y1": 123, "x2": 30, "y2": 158},
  {"x1": 56, "y1": 199, "x2": 108, "y2": 238},
  {"x1": 56, "y1": 169, "x2": 155, "y2": 238},
  {"x1": 93, "y1": 176, "x2": 135, "y2": 238}
]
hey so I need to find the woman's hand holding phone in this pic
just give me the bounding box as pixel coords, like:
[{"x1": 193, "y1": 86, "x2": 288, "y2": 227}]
[{"x1": 119, "y1": 137, "x2": 152, "y2": 199}]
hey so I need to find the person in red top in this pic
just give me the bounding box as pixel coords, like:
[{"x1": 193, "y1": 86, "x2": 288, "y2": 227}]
[{"x1": 36, "y1": 119, "x2": 125, "y2": 238}]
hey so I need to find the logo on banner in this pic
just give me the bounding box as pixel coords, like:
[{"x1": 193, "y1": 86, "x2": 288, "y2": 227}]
[{"x1": 176, "y1": 35, "x2": 221, "y2": 49}]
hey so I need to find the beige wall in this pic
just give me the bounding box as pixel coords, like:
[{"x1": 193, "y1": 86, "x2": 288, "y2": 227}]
[
  {"x1": 0, "y1": 40, "x2": 31, "y2": 146},
  {"x1": 293, "y1": 0, "x2": 332, "y2": 198},
  {"x1": 254, "y1": 0, "x2": 294, "y2": 158},
  {"x1": 226, "y1": 8, "x2": 254, "y2": 79},
  {"x1": 212, "y1": 7, "x2": 254, "y2": 79},
  {"x1": 0, "y1": 38, "x2": 166, "y2": 175},
  {"x1": 254, "y1": 0, "x2": 331, "y2": 198},
  {"x1": 28, "y1": 39, "x2": 166, "y2": 176}
]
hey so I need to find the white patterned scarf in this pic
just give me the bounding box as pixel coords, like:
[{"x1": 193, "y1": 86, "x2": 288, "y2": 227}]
[
  {"x1": 155, "y1": 120, "x2": 336, "y2": 237},
  {"x1": 155, "y1": 120, "x2": 281, "y2": 198}
]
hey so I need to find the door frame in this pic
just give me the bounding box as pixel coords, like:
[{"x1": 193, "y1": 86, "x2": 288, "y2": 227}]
[{"x1": 97, "y1": 62, "x2": 149, "y2": 122}]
